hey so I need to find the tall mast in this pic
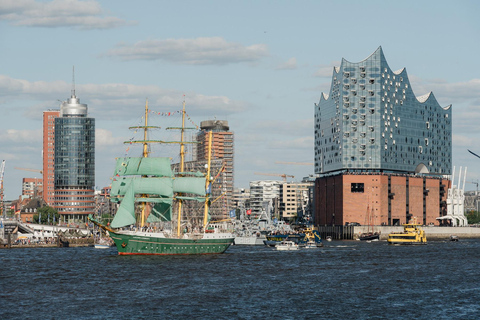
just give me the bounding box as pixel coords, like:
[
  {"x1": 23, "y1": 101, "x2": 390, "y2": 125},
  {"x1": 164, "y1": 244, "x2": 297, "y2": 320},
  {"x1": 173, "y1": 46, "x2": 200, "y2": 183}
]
[
  {"x1": 203, "y1": 131, "x2": 213, "y2": 228},
  {"x1": 140, "y1": 99, "x2": 149, "y2": 227},
  {"x1": 0, "y1": 160, "x2": 5, "y2": 218},
  {"x1": 176, "y1": 99, "x2": 186, "y2": 237},
  {"x1": 143, "y1": 100, "x2": 149, "y2": 158},
  {"x1": 180, "y1": 99, "x2": 186, "y2": 172}
]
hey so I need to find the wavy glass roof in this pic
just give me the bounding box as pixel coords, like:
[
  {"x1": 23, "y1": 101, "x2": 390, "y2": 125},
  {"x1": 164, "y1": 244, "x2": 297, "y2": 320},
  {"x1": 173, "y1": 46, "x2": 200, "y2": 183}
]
[{"x1": 314, "y1": 47, "x2": 451, "y2": 176}]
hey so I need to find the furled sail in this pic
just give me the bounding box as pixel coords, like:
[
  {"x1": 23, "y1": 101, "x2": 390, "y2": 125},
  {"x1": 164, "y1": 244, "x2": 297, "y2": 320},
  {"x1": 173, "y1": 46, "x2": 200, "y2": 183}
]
[
  {"x1": 114, "y1": 157, "x2": 173, "y2": 177},
  {"x1": 111, "y1": 177, "x2": 174, "y2": 199},
  {"x1": 173, "y1": 177, "x2": 206, "y2": 196}
]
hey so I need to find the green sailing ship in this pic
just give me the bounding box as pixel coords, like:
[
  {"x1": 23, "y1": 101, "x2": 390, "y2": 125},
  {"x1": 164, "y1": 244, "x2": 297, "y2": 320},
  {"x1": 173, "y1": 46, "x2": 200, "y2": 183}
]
[{"x1": 89, "y1": 100, "x2": 234, "y2": 255}]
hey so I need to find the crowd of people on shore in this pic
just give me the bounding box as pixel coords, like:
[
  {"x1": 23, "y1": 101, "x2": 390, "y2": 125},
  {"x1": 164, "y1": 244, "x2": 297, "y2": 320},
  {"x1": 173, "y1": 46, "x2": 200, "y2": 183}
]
[{"x1": 14, "y1": 237, "x2": 57, "y2": 246}]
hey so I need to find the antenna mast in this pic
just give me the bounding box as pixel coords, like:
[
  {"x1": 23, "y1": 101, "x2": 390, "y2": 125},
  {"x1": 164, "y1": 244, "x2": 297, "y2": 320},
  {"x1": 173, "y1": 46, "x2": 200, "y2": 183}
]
[{"x1": 71, "y1": 66, "x2": 76, "y2": 97}]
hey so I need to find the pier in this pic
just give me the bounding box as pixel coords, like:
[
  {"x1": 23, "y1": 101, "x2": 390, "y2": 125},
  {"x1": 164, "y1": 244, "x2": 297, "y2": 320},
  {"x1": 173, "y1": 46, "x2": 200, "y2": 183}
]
[
  {"x1": 317, "y1": 225, "x2": 480, "y2": 240},
  {"x1": 1, "y1": 219, "x2": 93, "y2": 248}
]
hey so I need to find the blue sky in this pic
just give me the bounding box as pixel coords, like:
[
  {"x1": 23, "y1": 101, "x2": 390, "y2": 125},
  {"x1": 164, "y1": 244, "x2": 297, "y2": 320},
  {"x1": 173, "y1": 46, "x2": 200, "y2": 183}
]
[{"x1": 1, "y1": 0, "x2": 480, "y2": 199}]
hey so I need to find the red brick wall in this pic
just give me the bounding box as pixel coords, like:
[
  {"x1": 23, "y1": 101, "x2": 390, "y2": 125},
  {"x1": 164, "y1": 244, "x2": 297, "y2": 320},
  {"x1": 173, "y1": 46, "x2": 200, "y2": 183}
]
[
  {"x1": 425, "y1": 178, "x2": 440, "y2": 224},
  {"x1": 42, "y1": 110, "x2": 59, "y2": 207},
  {"x1": 390, "y1": 176, "x2": 406, "y2": 224},
  {"x1": 409, "y1": 177, "x2": 424, "y2": 222},
  {"x1": 314, "y1": 173, "x2": 450, "y2": 227},
  {"x1": 377, "y1": 175, "x2": 389, "y2": 224},
  {"x1": 343, "y1": 175, "x2": 375, "y2": 225}
]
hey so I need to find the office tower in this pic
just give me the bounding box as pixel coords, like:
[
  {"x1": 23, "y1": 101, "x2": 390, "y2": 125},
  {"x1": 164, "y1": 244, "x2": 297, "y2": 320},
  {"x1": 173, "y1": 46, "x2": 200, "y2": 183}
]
[
  {"x1": 314, "y1": 47, "x2": 451, "y2": 226},
  {"x1": 54, "y1": 85, "x2": 95, "y2": 224},
  {"x1": 43, "y1": 109, "x2": 60, "y2": 206}
]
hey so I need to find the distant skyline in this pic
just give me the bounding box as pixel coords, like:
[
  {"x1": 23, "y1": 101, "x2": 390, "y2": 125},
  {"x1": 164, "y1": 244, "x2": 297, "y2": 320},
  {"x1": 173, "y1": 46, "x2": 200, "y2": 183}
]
[{"x1": 1, "y1": 0, "x2": 480, "y2": 199}]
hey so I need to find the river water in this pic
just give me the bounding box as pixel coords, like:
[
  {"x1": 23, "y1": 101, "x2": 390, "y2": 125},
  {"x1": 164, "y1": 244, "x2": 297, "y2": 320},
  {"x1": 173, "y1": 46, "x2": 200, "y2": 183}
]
[{"x1": 1, "y1": 239, "x2": 479, "y2": 319}]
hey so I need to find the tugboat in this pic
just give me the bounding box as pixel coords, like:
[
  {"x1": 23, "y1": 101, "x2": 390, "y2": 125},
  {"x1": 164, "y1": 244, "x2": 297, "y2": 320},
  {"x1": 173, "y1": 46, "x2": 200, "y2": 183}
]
[{"x1": 387, "y1": 218, "x2": 427, "y2": 245}]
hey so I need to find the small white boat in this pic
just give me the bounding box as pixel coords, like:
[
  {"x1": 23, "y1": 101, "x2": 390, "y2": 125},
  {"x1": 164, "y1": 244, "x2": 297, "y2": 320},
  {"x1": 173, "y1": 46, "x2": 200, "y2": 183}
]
[
  {"x1": 94, "y1": 244, "x2": 110, "y2": 249},
  {"x1": 304, "y1": 240, "x2": 322, "y2": 248},
  {"x1": 94, "y1": 235, "x2": 113, "y2": 249},
  {"x1": 275, "y1": 240, "x2": 298, "y2": 251}
]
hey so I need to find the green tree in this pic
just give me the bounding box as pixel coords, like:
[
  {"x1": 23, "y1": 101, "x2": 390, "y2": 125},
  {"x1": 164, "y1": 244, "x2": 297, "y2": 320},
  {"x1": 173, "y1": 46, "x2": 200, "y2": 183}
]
[
  {"x1": 100, "y1": 213, "x2": 114, "y2": 226},
  {"x1": 466, "y1": 211, "x2": 480, "y2": 225},
  {"x1": 34, "y1": 206, "x2": 60, "y2": 225}
]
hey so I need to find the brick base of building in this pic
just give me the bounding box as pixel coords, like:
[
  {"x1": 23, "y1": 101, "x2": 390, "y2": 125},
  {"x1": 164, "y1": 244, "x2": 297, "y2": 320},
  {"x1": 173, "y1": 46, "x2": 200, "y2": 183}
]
[{"x1": 314, "y1": 173, "x2": 451, "y2": 226}]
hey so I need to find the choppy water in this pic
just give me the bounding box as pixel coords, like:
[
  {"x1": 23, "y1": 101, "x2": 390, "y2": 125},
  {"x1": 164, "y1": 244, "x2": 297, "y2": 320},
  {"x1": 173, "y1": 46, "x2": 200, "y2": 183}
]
[{"x1": 1, "y1": 239, "x2": 479, "y2": 319}]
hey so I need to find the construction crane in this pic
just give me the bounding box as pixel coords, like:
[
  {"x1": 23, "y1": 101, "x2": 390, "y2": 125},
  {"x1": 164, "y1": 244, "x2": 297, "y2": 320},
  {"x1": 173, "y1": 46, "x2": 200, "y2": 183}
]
[
  {"x1": 0, "y1": 160, "x2": 5, "y2": 217},
  {"x1": 468, "y1": 180, "x2": 479, "y2": 195},
  {"x1": 254, "y1": 172, "x2": 294, "y2": 182},
  {"x1": 275, "y1": 161, "x2": 313, "y2": 166},
  {"x1": 468, "y1": 180, "x2": 480, "y2": 212},
  {"x1": 14, "y1": 167, "x2": 43, "y2": 175}
]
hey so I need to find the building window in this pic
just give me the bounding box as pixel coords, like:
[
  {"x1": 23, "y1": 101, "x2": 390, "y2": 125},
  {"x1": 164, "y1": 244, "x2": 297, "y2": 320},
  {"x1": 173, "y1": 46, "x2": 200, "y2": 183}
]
[{"x1": 351, "y1": 183, "x2": 364, "y2": 193}]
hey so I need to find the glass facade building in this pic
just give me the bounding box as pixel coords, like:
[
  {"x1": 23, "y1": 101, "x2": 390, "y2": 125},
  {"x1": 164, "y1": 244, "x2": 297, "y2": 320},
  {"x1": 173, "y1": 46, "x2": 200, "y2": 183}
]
[
  {"x1": 314, "y1": 47, "x2": 452, "y2": 176},
  {"x1": 54, "y1": 90, "x2": 95, "y2": 223}
]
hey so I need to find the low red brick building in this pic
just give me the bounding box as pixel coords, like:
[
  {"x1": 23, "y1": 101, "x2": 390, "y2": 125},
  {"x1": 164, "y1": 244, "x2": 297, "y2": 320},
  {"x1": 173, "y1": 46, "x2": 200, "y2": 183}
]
[{"x1": 314, "y1": 173, "x2": 450, "y2": 226}]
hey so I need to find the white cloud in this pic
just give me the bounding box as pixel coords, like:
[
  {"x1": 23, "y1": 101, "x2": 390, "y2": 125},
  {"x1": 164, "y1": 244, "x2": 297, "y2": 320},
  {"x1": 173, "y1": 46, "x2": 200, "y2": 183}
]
[
  {"x1": 0, "y1": 75, "x2": 65, "y2": 97},
  {"x1": 276, "y1": 57, "x2": 297, "y2": 70},
  {"x1": 314, "y1": 61, "x2": 340, "y2": 78},
  {"x1": 0, "y1": 0, "x2": 135, "y2": 29},
  {"x1": 407, "y1": 76, "x2": 480, "y2": 137},
  {"x1": 95, "y1": 128, "x2": 124, "y2": 148},
  {"x1": 409, "y1": 77, "x2": 480, "y2": 104},
  {"x1": 106, "y1": 37, "x2": 269, "y2": 65},
  {"x1": 0, "y1": 75, "x2": 251, "y2": 121},
  {"x1": 0, "y1": 128, "x2": 42, "y2": 144}
]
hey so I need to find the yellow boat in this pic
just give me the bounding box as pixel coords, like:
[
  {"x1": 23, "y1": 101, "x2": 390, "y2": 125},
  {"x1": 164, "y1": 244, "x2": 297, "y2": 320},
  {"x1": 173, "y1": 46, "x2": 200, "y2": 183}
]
[{"x1": 387, "y1": 218, "x2": 427, "y2": 245}]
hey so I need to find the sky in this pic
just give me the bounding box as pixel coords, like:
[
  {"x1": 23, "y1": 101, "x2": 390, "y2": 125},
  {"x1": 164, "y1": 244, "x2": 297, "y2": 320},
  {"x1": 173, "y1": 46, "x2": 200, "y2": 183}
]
[{"x1": 1, "y1": 0, "x2": 480, "y2": 200}]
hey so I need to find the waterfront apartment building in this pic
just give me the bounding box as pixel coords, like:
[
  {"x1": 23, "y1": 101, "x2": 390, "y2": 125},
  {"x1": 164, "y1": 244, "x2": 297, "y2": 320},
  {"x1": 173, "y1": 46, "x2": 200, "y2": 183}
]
[
  {"x1": 314, "y1": 47, "x2": 452, "y2": 226},
  {"x1": 249, "y1": 180, "x2": 282, "y2": 217},
  {"x1": 279, "y1": 181, "x2": 314, "y2": 223},
  {"x1": 43, "y1": 109, "x2": 60, "y2": 206},
  {"x1": 232, "y1": 188, "x2": 250, "y2": 209},
  {"x1": 195, "y1": 120, "x2": 234, "y2": 219},
  {"x1": 22, "y1": 178, "x2": 43, "y2": 198},
  {"x1": 54, "y1": 87, "x2": 95, "y2": 224}
]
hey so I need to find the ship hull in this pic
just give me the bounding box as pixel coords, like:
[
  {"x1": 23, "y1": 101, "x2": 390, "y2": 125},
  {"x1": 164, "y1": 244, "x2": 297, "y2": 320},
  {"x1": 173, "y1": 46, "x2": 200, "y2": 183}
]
[
  {"x1": 359, "y1": 233, "x2": 380, "y2": 241},
  {"x1": 110, "y1": 232, "x2": 234, "y2": 255},
  {"x1": 234, "y1": 236, "x2": 266, "y2": 245},
  {"x1": 266, "y1": 233, "x2": 305, "y2": 244}
]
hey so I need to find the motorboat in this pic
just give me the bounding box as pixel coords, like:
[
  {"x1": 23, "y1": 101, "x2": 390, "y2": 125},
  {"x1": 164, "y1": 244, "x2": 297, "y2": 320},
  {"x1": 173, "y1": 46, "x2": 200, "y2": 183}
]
[
  {"x1": 387, "y1": 218, "x2": 427, "y2": 245},
  {"x1": 449, "y1": 235, "x2": 459, "y2": 242},
  {"x1": 359, "y1": 232, "x2": 380, "y2": 241},
  {"x1": 275, "y1": 240, "x2": 298, "y2": 251}
]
